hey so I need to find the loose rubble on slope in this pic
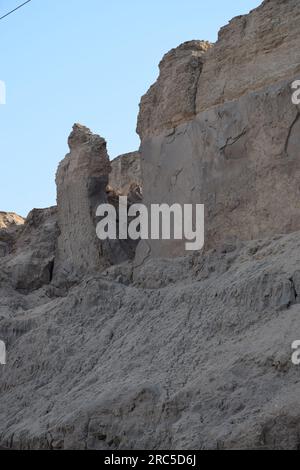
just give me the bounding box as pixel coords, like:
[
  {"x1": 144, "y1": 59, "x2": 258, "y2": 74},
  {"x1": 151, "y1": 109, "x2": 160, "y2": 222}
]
[{"x1": 1, "y1": 0, "x2": 300, "y2": 450}]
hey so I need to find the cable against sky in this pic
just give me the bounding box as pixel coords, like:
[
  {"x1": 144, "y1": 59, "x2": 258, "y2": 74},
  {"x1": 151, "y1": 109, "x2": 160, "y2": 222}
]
[{"x1": 0, "y1": 0, "x2": 32, "y2": 21}]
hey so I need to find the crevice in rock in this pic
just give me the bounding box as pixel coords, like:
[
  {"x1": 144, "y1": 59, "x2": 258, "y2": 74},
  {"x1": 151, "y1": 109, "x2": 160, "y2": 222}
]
[
  {"x1": 48, "y1": 259, "x2": 55, "y2": 283},
  {"x1": 289, "y1": 276, "x2": 298, "y2": 307},
  {"x1": 220, "y1": 128, "x2": 247, "y2": 152}
]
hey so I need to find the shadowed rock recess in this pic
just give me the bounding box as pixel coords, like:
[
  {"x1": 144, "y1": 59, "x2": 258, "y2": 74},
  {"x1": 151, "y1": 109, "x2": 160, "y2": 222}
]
[{"x1": 1, "y1": 0, "x2": 300, "y2": 450}]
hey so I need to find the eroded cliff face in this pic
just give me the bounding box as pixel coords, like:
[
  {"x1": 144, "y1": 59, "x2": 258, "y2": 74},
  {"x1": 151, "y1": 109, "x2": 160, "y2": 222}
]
[
  {"x1": 109, "y1": 151, "x2": 141, "y2": 195},
  {"x1": 0, "y1": 208, "x2": 58, "y2": 292},
  {"x1": 0, "y1": 126, "x2": 141, "y2": 294},
  {"x1": 137, "y1": 0, "x2": 300, "y2": 258},
  {"x1": 54, "y1": 124, "x2": 111, "y2": 284},
  {"x1": 1, "y1": 0, "x2": 300, "y2": 451},
  {"x1": 137, "y1": 40, "x2": 212, "y2": 140},
  {"x1": 196, "y1": 0, "x2": 300, "y2": 112}
]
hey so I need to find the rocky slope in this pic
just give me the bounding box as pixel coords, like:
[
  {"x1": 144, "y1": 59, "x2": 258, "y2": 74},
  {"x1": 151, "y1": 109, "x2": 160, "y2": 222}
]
[
  {"x1": 1, "y1": 233, "x2": 300, "y2": 449},
  {"x1": 1, "y1": 0, "x2": 300, "y2": 450}
]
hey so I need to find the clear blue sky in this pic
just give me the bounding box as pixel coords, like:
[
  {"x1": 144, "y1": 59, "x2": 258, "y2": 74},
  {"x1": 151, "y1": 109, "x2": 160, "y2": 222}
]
[{"x1": 0, "y1": 0, "x2": 261, "y2": 216}]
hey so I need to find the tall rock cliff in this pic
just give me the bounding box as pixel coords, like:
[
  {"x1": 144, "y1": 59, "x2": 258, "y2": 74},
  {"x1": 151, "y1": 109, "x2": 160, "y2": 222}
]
[
  {"x1": 137, "y1": 0, "x2": 300, "y2": 259},
  {"x1": 1, "y1": 0, "x2": 300, "y2": 451}
]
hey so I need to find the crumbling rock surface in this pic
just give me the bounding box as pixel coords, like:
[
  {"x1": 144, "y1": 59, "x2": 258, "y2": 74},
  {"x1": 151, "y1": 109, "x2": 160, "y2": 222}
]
[
  {"x1": 109, "y1": 151, "x2": 142, "y2": 195},
  {"x1": 0, "y1": 212, "x2": 24, "y2": 229},
  {"x1": 1, "y1": 0, "x2": 300, "y2": 452},
  {"x1": 107, "y1": 151, "x2": 143, "y2": 263},
  {"x1": 1, "y1": 232, "x2": 300, "y2": 449},
  {"x1": 0, "y1": 207, "x2": 58, "y2": 292},
  {"x1": 54, "y1": 124, "x2": 112, "y2": 284},
  {"x1": 137, "y1": 41, "x2": 212, "y2": 141},
  {"x1": 196, "y1": 0, "x2": 300, "y2": 113},
  {"x1": 137, "y1": 0, "x2": 300, "y2": 258}
]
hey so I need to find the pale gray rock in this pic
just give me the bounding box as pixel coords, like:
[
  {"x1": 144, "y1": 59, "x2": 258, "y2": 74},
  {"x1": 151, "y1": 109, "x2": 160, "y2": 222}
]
[
  {"x1": 54, "y1": 124, "x2": 139, "y2": 284},
  {"x1": 137, "y1": 40, "x2": 212, "y2": 141},
  {"x1": 136, "y1": 0, "x2": 300, "y2": 258},
  {"x1": 196, "y1": 0, "x2": 300, "y2": 113},
  {"x1": 1, "y1": 232, "x2": 300, "y2": 449},
  {"x1": 0, "y1": 207, "x2": 58, "y2": 292},
  {"x1": 109, "y1": 151, "x2": 142, "y2": 195},
  {"x1": 53, "y1": 124, "x2": 112, "y2": 284},
  {"x1": 1, "y1": 0, "x2": 300, "y2": 452},
  {"x1": 138, "y1": 79, "x2": 300, "y2": 258}
]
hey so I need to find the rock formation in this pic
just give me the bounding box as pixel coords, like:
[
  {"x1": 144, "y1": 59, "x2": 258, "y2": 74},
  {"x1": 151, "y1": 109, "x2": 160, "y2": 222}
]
[
  {"x1": 2, "y1": 231, "x2": 300, "y2": 450},
  {"x1": 54, "y1": 125, "x2": 141, "y2": 281},
  {"x1": 0, "y1": 212, "x2": 24, "y2": 229},
  {"x1": 54, "y1": 124, "x2": 111, "y2": 284},
  {"x1": 137, "y1": 0, "x2": 300, "y2": 258},
  {"x1": 196, "y1": 0, "x2": 300, "y2": 112},
  {"x1": 109, "y1": 151, "x2": 141, "y2": 195},
  {"x1": 137, "y1": 40, "x2": 212, "y2": 140},
  {"x1": 1, "y1": 0, "x2": 300, "y2": 451},
  {"x1": 0, "y1": 207, "x2": 58, "y2": 292}
]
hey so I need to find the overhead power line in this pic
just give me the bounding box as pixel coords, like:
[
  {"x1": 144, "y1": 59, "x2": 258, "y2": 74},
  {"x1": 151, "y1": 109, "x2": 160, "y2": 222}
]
[{"x1": 0, "y1": 0, "x2": 32, "y2": 21}]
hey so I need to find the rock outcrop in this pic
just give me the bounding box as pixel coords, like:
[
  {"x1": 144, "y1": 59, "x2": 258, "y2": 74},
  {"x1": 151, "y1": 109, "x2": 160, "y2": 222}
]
[
  {"x1": 137, "y1": 40, "x2": 212, "y2": 140},
  {"x1": 54, "y1": 124, "x2": 141, "y2": 283},
  {"x1": 137, "y1": 0, "x2": 300, "y2": 259},
  {"x1": 54, "y1": 124, "x2": 112, "y2": 284},
  {"x1": 0, "y1": 212, "x2": 24, "y2": 229},
  {"x1": 109, "y1": 151, "x2": 142, "y2": 195},
  {"x1": 1, "y1": 0, "x2": 300, "y2": 451},
  {"x1": 0, "y1": 207, "x2": 58, "y2": 292}
]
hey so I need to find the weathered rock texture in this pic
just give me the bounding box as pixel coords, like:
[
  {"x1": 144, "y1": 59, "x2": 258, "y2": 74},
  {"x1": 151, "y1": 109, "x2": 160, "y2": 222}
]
[
  {"x1": 137, "y1": 0, "x2": 300, "y2": 258},
  {"x1": 196, "y1": 0, "x2": 300, "y2": 112},
  {"x1": 109, "y1": 151, "x2": 142, "y2": 195},
  {"x1": 54, "y1": 124, "x2": 141, "y2": 282},
  {"x1": 2, "y1": 232, "x2": 300, "y2": 449},
  {"x1": 0, "y1": 212, "x2": 24, "y2": 229},
  {"x1": 1, "y1": 0, "x2": 300, "y2": 452},
  {"x1": 106, "y1": 186, "x2": 142, "y2": 263},
  {"x1": 0, "y1": 207, "x2": 58, "y2": 292},
  {"x1": 137, "y1": 40, "x2": 212, "y2": 140},
  {"x1": 54, "y1": 124, "x2": 112, "y2": 284}
]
